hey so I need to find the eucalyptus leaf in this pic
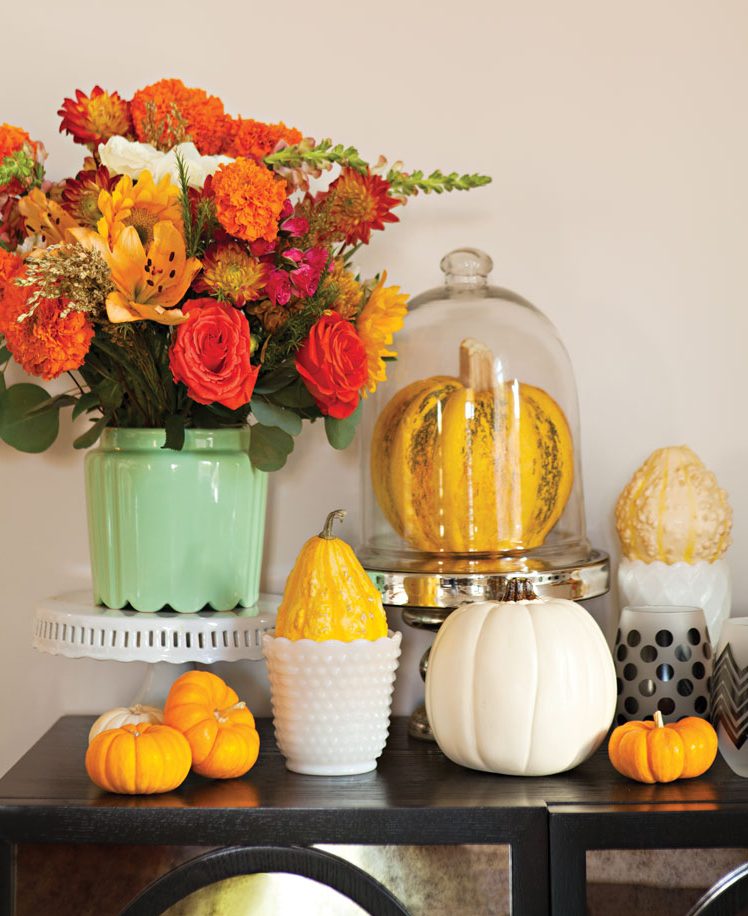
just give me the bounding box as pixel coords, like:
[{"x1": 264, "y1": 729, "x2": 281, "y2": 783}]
[
  {"x1": 248, "y1": 423, "x2": 294, "y2": 471},
  {"x1": 252, "y1": 362, "x2": 299, "y2": 395},
  {"x1": 0, "y1": 383, "x2": 59, "y2": 453},
  {"x1": 162, "y1": 414, "x2": 186, "y2": 451},
  {"x1": 96, "y1": 379, "x2": 123, "y2": 411},
  {"x1": 324, "y1": 402, "x2": 362, "y2": 450},
  {"x1": 72, "y1": 391, "x2": 100, "y2": 420},
  {"x1": 272, "y1": 379, "x2": 317, "y2": 409},
  {"x1": 25, "y1": 393, "x2": 77, "y2": 417},
  {"x1": 73, "y1": 414, "x2": 110, "y2": 450},
  {"x1": 250, "y1": 399, "x2": 302, "y2": 437}
]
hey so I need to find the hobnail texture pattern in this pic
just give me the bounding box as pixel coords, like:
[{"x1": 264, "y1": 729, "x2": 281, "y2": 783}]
[
  {"x1": 618, "y1": 558, "x2": 731, "y2": 644},
  {"x1": 263, "y1": 630, "x2": 402, "y2": 775}
]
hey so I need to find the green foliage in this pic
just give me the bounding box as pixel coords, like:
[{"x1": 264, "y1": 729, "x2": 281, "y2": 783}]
[
  {"x1": 72, "y1": 391, "x2": 99, "y2": 420},
  {"x1": 248, "y1": 423, "x2": 294, "y2": 471},
  {"x1": 324, "y1": 402, "x2": 362, "y2": 450},
  {"x1": 271, "y1": 378, "x2": 317, "y2": 410},
  {"x1": 73, "y1": 414, "x2": 110, "y2": 450},
  {"x1": 387, "y1": 169, "x2": 492, "y2": 196},
  {"x1": 250, "y1": 398, "x2": 302, "y2": 437},
  {"x1": 0, "y1": 150, "x2": 43, "y2": 192},
  {"x1": 0, "y1": 383, "x2": 59, "y2": 452},
  {"x1": 265, "y1": 139, "x2": 369, "y2": 175},
  {"x1": 25, "y1": 393, "x2": 77, "y2": 417},
  {"x1": 162, "y1": 414, "x2": 186, "y2": 450}
]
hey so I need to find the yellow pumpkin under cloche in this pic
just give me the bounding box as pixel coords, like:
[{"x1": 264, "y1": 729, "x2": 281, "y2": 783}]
[
  {"x1": 274, "y1": 508, "x2": 388, "y2": 641},
  {"x1": 370, "y1": 338, "x2": 574, "y2": 554}
]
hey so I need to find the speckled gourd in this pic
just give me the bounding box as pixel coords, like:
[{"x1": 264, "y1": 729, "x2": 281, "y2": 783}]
[
  {"x1": 371, "y1": 338, "x2": 574, "y2": 553},
  {"x1": 615, "y1": 446, "x2": 732, "y2": 564},
  {"x1": 274, "y1": 509, "x2": 388, "y2": 641}
]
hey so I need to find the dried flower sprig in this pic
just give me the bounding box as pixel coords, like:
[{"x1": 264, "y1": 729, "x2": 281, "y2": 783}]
[{"x1": 15, "y1": 244, "x2": 113, "y2": 321}]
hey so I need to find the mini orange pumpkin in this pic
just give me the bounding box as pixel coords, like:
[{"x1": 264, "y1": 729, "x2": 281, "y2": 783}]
[
  {"x1": 608, "y1": 711, "x2": 718, "y2": 783},
  {"x1": 85, "y1": 723, "x2": 192, "y2": 795},
  {"x1": 164, "y1": 670, "x2": 260, "y2": 779}
]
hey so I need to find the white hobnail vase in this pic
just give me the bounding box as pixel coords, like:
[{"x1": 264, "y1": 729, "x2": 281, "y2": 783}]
[
  {"x1": 262, "y1": 630, "x2": 402, "y2": 775},
  {"x1": 618, "y1": 558, "x2": 731, "y2": 645}
]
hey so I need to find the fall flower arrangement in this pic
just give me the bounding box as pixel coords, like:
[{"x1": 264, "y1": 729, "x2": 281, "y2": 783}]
[{"x1": 0, "y1": 80, "x2": 489, "y2": 468}]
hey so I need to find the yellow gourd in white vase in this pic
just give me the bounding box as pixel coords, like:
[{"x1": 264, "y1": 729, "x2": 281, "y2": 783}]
[
  {"x1": 615, "y1": 445, "x2": 733, "y2": 642},
  {"x1": 615, "y1": 445, "x2": 731, "y2": 564}
]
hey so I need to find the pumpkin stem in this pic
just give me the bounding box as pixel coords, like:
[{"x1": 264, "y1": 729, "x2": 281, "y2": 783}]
[
  {"x1": 654, "y1": 710, "x2": 665, "y2": 729},
  {"x1": 500, "y1": 578, "x2": 538, "y2": 602},
  {"x1": 214, "y1": 701, "x2": 247, "y2": 724},
  {"x1": 320, "y1": 509, "x2": 346, "y2": 539},
  {"x1": 459, "y1": 338, "x2": 495, "y2": 392}
]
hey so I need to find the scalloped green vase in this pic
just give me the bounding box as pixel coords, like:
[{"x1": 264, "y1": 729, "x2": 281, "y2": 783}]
[{"x1": 85, "y1": 428, "x2": 267, "y2": 612}]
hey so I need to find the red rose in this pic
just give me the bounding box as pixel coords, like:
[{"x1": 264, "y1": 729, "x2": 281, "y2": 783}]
[
  {"x1": 169, "y1": 298, "x2": 258, "y2": 410},
  {"x1": 296, "y1": 311, "x2": 368, "y2": 419}
]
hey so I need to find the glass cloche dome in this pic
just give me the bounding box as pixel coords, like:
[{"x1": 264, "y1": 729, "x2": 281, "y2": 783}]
[{"x1": 358, "y1": 248, "x2": 609, "y2": 607}]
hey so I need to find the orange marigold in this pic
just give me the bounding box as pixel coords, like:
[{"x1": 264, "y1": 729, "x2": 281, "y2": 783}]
[
  {"x1": 0, "y1": 279, "x2": 93, "y2": 380},
  {"x1": 58, "y1": 87, "x2": 133, "y2": 148},
  {"x1": 0, "y1": 248, "x2": 23, "y2": 296},
  {"x1": 131, "y1": 79, "x2": 227, "y2": 154},
  {"x1": 0, "y1": 123, "x2": 32, "y2": 162},
  {"x1": 227, "y1": 117, "x2": 302, "y2": 160},
  {"x1": 211, "y1": 158, "x2": 287, "y2": 244}
]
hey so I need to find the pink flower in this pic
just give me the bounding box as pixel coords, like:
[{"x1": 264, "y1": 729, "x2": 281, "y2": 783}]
[
  {"x1": 281, "y1": 216, "x2": 309, "y2": 237},
  {"x1": 249, "y1": 238, "x2": 277, "y2": 257},
  {"x1": 266, "y1": 269, "x2": 292, "y2": 306}
]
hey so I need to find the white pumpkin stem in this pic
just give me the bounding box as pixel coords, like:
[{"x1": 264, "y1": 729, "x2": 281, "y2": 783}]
[
  {"x1": 459, "y1": 338, "x2": 495, "y2": 392},
  {"x1": 501, "y1": 578, "x2": 538, "y2": 602},
  {"x1": 320, "y1": 509, "x2": 346, "y2": 540},
  {"x1": 654, "y1": 710, "x2": 665, "y2": 728}
]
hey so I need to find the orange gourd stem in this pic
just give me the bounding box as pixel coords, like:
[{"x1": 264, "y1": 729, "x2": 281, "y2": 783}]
[{"x1": 320, "y1": 509, "x2": 346, "y2": 539}]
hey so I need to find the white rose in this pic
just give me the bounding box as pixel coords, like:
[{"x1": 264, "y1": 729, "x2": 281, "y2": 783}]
[
  {"x1": 98, "y1": 137, "x2": 233, "y2": 190},
  {"x1": 152, "y1": 142, "x2": 233, "y2": 189},
  {"x1": 98, "y1": 136, "x2": 162, "y2": 178}
]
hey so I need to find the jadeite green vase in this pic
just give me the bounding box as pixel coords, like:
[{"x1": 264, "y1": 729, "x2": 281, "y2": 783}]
[{"x1": 85, "y1": 428, "x2": 267, "y2": 612}]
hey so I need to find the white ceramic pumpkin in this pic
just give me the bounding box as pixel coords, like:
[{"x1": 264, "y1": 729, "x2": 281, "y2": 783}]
[
  {"x1": 88, "y1": 704, "x2": 164, "y2": 745},
  {"x1": 425, "y1": 587, "x2": 616, "y2": 776}
]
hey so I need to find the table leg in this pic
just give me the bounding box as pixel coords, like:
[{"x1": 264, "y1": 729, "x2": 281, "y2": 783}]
[
  {"x1": 512, "y1": 810, "x2": 550, "y2": 916},
  {"x1": 0, "y1": 842, "x2": 15, "y2": 916},
  {"x1": 549, "y1": 816, "x2": 586, "y2": 916}
]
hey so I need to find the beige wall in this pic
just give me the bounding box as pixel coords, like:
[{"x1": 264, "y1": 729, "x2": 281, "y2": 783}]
[{"x1": 1, "y1": 0, "x2": 747, "y2": 775}]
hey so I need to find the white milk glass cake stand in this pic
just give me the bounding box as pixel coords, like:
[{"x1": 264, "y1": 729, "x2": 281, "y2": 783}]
[{"x1": 32, "y1": 590, "x2": 279, "y2": 705}]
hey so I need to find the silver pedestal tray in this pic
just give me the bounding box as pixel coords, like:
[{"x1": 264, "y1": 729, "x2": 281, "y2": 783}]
[
  {"x1": 33, "y1": 590, "x2": 279, "y2": 706},
  {"x1": 365, "y1": 550, "x2": 610, "y2": 740}
]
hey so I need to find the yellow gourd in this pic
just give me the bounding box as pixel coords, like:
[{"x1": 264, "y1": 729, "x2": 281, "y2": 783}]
[
  {"x1": 371, "y1": 338, "x2": 574, "y2": 552},
  {"x1": 275, "y1": 509, "x2": 388, "y2": 641},
  {"x1": 615, "y1": 446, "x2": 732, "y2": 563}
]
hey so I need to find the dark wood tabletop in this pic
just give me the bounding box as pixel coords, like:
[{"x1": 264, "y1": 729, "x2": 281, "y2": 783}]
[{"x1": 2, "y1": 716, "x2": 748, "y2": 916}]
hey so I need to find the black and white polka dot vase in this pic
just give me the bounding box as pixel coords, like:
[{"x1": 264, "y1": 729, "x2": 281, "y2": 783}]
[{"x1": 614, "y1": 605, "x2": 713, "y2": 726}]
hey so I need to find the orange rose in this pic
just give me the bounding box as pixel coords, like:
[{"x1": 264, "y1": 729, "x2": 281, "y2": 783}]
[
  {"x1": 296, "y1": 311, "x2": 368, "y2": 419},
  {"x1": 169, "y1": 298, "x2": 258, "y2": 410}
]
